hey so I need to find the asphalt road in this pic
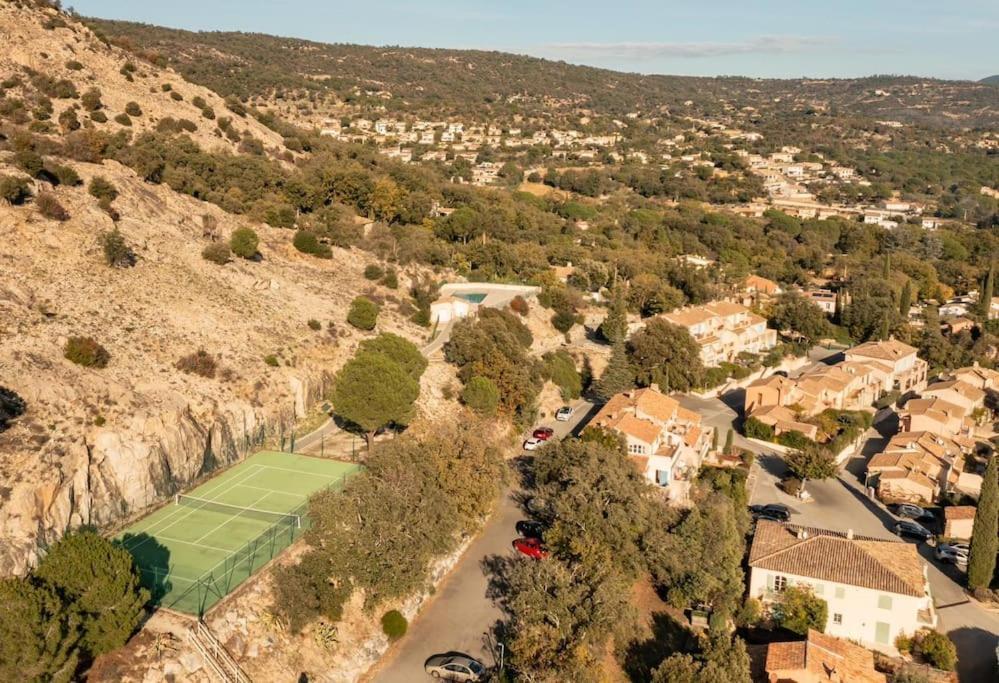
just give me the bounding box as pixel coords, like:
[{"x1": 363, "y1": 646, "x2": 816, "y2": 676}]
[{"x1": 368, "y1": 399, "x2": 597, "y2": 683}]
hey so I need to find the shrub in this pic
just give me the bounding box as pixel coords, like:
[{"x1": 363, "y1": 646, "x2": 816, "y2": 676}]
[
  {"x1": 347, "y1": 297, "x2": 379, "y2": 331},
  {"x1": 13, "y1": 150, "x2": 44, "y2": 177},
  {"x1": 81, "y1": 87, "x2": 102, "y2": 111},
  {"x1": 381, "y1": 268, "x2": 399, "y2": 289},
  {"x1": 161, "y1": 83, "x2": 172, "y2": 92},
  {"x1": 509, "y1": 295, "x2": 530, "y2": 316},
  {"x1": 201, "y1": 106, "x2": 215, "y2": 120},
  {"x1": 113, "y1": 113, "x2": 132, "y2": 126},
  {"x1": 308, "y1": 319, "x2": 322, "y2": 331},
  {"x1": 46, "y1": 163, "x2": 80, "y2": 186},
  {"x1": 230, "y1": 227, "x2": 259, "y2": 259},
  {"x1": 170, "y1": 91, "x2": 183, "y2": 102},
  {"x1": 776, "y1": 430, "x2": 812, "y2": 450},
  {"x1": 201, "y1": 242, "x2": 231, "y2": 265},
  {"x1": 0, "y1": 175, "x2": 31, "y2": 205},
  {"x1": 551, "y1": 308, "x2": 577, "y2": 333},
  {"x1": 64, "y1": 336, "x2": 110, "y2": 368},
  {"x1": 0, "y1": 386, "x2": 27, "y2": 432},
  {"x1": 88, "y1": 176, "x2": 118, "y2": 202},
  {"x1": 35, "y1": 192, "x2": 69, "y2": 221},
  {"x1": 57, "y1": 108, "x2": 80, "y2": 132},
  {"x1": 292, "y1": 230, "x2": 332, "y2": 258},
  {"x1": 461, "y1": 376, "x2": 500, "y2": 416},
  {"x1": 743, "y1": 416, "x2": 774, "y2": 441},
  {"x1": 89, "y1": 110, "x2": 107, "y2": 123},
  {"x1": 263, "y1": 354, "x2": 280, "y2": 367},
  {"x1": 176, "y1": 350, "x2": 217, "y2": 378},
  {"x1": 912, "y1": 629, "x2": 957, "y2": 671},
  {"x1": 124, "y1": 101, "x2": 142, "y2": 116},
  {"x1": 191, "y1": 96, "x2": 207, "y2": 109},
  {"x1": 380, "y1": 610, "x2": 407, "y2": 641},
  {"x1": 120, "y1": 61, "x2": 137, "y2": 76},
  {"x1": 98, "y1": 228, "x2": 135, "y2": 267},
  {"x1": 363, "y1": 264, "x2": 384, "y2": 280}
]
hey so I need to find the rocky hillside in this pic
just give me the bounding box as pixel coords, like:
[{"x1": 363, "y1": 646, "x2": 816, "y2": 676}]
[
  {"x1": 0, "y1": 1, "x2": 287, "y2": 157},
  {"x1": 0, "y1": 2, "x2": 438, "y2": 575}
]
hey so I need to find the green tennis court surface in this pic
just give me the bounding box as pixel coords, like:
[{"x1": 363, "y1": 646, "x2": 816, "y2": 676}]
[{"x1": 118, "y1": 451, "x2": 359, "y2": 616}]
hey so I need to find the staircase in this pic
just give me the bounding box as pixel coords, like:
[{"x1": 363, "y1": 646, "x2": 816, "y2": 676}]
[{"x1": 187, "y1": 620, "x2": 252, "y2": 683}]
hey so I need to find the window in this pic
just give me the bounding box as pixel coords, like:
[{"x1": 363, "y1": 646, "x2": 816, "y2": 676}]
[
  {"x1": 834, "y1": 586, "x2": 845, "y2": 599},
  {"x1": 878, "y1": 595, "x2": 893, "y2": 610},
  {"x1": 773, "y1": 575, "x2": 788, "y2": 592},
  {"x1": 628, "y1": 443, "x2": 645, "y2": 455},
  {"x1": 833, "y1": 613, "x2": 842, "y2": 625},
  {"x1": 875, "y1": 622, "x2": 891, "y2": 645}
]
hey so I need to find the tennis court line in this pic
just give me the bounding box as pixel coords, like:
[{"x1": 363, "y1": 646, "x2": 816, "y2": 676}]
[
  {"x1": 125, "y1": 465, "x2": 266, "y2": 554},
  {"x1": 232, "y1": 482, "x2": 309, "y2": 500},
  {"x1": 193, "y1": 490, "x2": 275, "y2": 545},
  {"x1": 151, "y1": 534, "x2": 236, "y2": 555},
  {"x1": 252, "y1": 463, "x2": 341, "y2": 478}
]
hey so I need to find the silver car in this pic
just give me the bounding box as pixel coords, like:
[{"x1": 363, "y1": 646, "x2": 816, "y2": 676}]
[
  {"x1": 424, "y1": 654, "x2": 485, "y2": 681},
  {"x1": 555, "y1": 406, "x2": 573, "y2": 421}
]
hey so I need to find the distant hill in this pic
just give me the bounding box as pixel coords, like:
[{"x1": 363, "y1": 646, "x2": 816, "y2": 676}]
[
  {"x1": 982, "y1": 75, "x2": 999, "y2": 85},
  {"x1": 86, "y1": 19, "x2": 999, "y2": 129}
]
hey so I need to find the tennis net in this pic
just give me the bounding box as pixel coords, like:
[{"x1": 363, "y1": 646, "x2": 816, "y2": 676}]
[{"x1": 175, "y1": 494, "x2": 302, "y2": 528}]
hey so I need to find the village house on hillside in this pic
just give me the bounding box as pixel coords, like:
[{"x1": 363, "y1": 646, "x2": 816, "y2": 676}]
[
  {"x1": 748, "y1": 522, "x2": 936, "y2": 655},
  {"x1": 866, "y1": 431, "x2": 969, "y2": 504},
  {"x1": 748, "y1": 629, "x2": 887, "y2": 683},
  {"x1": 662, "y1": 301, "x2": 777, "y2": 367},
  {"x1": 844, "y1": 339, "x2": 928, "y2": 394},
  {"x1": 590, "y1": 386, "x2": 712, "y2": 504}
]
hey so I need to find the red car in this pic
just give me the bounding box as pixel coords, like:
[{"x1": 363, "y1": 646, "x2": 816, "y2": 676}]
[
  {"x1": 513, "y1": 537, "x2": 549, "y2": 559},
  {"x1": 532, "y1": 426, "x2": 555, "y2": 440}
]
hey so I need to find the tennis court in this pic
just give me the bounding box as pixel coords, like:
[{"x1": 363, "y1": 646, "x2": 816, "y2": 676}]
[{"x1": 118, "y1": 450, "x2": 359, "y2": 616}]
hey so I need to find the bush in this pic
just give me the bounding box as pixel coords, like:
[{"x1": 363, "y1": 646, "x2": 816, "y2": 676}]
[
  {"x1": 35, "y1": 192, "x2": 69, "y2": 221},
  {"x1": 201, "y1": 242, "x2": 231, "y2": 265},
  {"x1": 99, "y1": 228, "x2": 135, "y2": 267},
  {"x1": 743, "y1": 416, "x2": 774, "y2": 441},
  {"x1": 65, "y1": 60, "x2": 84, "y2": 71},
  {"x1": 46, "y1": 163, "x2": 81, "y2": 186},
  {"x1": 461, "y1": 376, "x2": 500, "y2": 416},
  {"x1": 13, "y1": 150, "x2": 44, "y2": 177},
  {"x1": 81, "y1": 87, "x2": 102, "y2": 111},
  {"x1": 57, "y1": 108, "x2": 80, "y2": 132},
  {"x1": 230, "y1": 227, "x2": 259, "y2": 259},
  {"x1": 292, "y1": 230, "x2": 332, "y2": 258},
  {"x1": 0, "y1": 175, "x2": 31, "y2": 205},
  {"x1": 124, "y1": 101, "x2": 142, "y2": 116},
  {"x1": 308, "y1": 319, "x2": 322, "y2": 331},
  {"x1": 381, "y1": 268, "x2": 399, "y2": 289},
  {"x1": 170, "y1": 91, "x2": 183, "y2": 102},
  {"x1": 113, "y1": 113, "x2": 132, "y2": 126},
  {"x1": 551, "y1": 308, "x2": 577, "y2": 333},
  {"x1": 363, "y1": 264, "x2": 384, "y2": 280},
  {"x1": 347, "y1": 297, "x2": 379, "y2": 331},
  {"x1": 776, "y1": 430, "x2": 812, "y2": 450},
  {"x1": 263, "y1": 354, "x2": 280, "y2": 367},
  {"x1": 509, "y1": 295, "x2": 530, "y2": 316},
  {"x1": 176, "y1": 350, "x2": 217, "y2": 378},
  {"x1": 89, "y1": 110, "x2": 107, "y2": 123},
  {"x1": 64, "y1": 336, "x2": 110, "y2": 368},
  {"x1": 380, "y1": 610, "x2": 407, "y2": 641},
  {"x1": 88, "y1": 176, "x2": 118, "y2": 202},
  {"x1": 912, "y1": 629, "x2": 957, "y2": 671}
]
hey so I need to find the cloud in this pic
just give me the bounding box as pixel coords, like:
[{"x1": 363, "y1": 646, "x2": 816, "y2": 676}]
[{"x1": 541, "y1": 36, "x2": 833, "y2": 60}]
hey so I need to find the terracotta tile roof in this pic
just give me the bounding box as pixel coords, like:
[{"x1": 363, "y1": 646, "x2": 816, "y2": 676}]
[
  {"x1": 633, "y1": 388, "x2": 681, "y2": 423},
  {"x1": 944, "y1": 505, "x2": 976, "y2": 521},
  {"x1": 764, "y1": 630, "x2": 886, "y2": 683},
  {"x1": 847, "y1": 339, "x2": 918, "y2": 362},
  {"x1": 924, "y1": 379, "x2": 985, "y2": 404},
  {"x1": 749, "y1": 521, "x2": 925, "y2": 597},
  {"x1": 608, "y1": 413, "x2": 661, "y2": 445},
  {"x1": 744, "y1": 274, "x2": 781, "y2": 294}
]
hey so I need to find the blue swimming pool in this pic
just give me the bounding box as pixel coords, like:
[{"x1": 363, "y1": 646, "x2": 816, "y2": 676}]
[{"x1": 455, "y1": 292, "x2": 487, "y2": 303}]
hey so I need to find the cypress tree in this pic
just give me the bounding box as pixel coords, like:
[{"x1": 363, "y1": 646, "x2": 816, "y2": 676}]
[
  {"x1": 978, "y1": 261, "x2": 995, "y2": 319},
  {"x1": 724, "y1": 428, "x2": 734, "y2": 455},
  {"x1": 598, "y1": 286, "x2": 628, "y2": 344},
  {"x1": 899, "y1": 280, "x2": 912, "y2": 318},
  {"x1": 882, "y1": 253, "x2": 891, "y2": 280},
  {"x1": 968, "y1": 455, "x2": 998, "y2": 590},
  {"x1": 594, "y1": 341, "x2": 635, "y2": 402}
]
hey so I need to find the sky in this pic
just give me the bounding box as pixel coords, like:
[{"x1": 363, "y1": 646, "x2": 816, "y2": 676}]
[{"x1": 71, "y1": 0, "x2": 998, "y2": 81}]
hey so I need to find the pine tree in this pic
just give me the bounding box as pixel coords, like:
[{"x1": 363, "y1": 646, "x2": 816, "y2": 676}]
[
  {"x1": 598, "y1": 286, "x2": 628, "y2": 344},
  {"x1": 978, "y1": 261, "x2": 995, "y2": 319},
  {"x1": 594, "y1": 341, "x2": 635, "y2": 402},
  {"x1": 899, "y1": 280, "x2": 912, "y2": 318},
  {"x1": 968, "y1": 455, "x2": 998, "y2": 590}
]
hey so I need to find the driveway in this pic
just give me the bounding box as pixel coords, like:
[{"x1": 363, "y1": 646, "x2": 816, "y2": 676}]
[
  {"x1": 749, "y1": 430, "x2": 999, "y2": 682},
  {"x1": 368, "y1": 399, "x2": 596, "y2": 682}
]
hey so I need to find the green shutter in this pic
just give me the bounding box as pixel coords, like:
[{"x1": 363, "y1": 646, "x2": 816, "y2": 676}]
[
  {"x1": 834, "y1": 586, "x2": 845, "y2": 599},
  {"x1": 878, "y1": 595, "x2": 892, "y2": 610},
  {"x1": 875, "y1": 622, "x2": 891, "y2": 644}
]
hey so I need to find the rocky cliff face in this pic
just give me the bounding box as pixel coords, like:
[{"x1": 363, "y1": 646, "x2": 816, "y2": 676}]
[{"x1": 0, "y1": 157, "x2": 427, "y2": 575}]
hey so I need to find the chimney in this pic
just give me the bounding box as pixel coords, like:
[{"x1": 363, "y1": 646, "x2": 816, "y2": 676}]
[
  {"x1": 846, "y1": 528, "x2": 854, "y2": 540},
  {"x1": 796, "y1": 528, "x2": 808, "y2": 540}
]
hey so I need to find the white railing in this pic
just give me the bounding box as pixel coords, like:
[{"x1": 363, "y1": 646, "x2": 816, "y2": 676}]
[{"x1": 188, "y1": 620, "x2": 252, "y2": 683}]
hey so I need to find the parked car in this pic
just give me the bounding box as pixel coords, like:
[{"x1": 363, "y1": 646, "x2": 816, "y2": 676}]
[
  {"x1": 532, "y1": 426, "x2": 555, "y2": 440},
  {"x1": 892, "y1": 503, "x2": 934, "y2": 522},
  {"x1": 894, "y1": 520, "x2": 932, "y2": 542},
  {"x1": 555, "y1": 406, "x2": 574, "y2": 422},
  {"x1": 424, "y1": 653, "x2": 485, "y2": 681},
  {"x1": 513, "y1": 537, "x2": 549, "y2": 559},
  {"x1": 935, "y1": 542, "x2": 970, "y2": 565},
  {"x1": 523, "y1": 437, "x2": 544, "y2": 451},
  {"x1": 515, "y1": 520, "x2": 545, "y2": 539},
  {"x1": 752, "y1": 503, "x2": 791, "y2": 522}
]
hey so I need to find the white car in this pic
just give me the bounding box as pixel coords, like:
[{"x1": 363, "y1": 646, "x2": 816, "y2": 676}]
[
  {"x1": 555, "y1": 406, "x2": 573, "y2": 422},
  {"x1": 523, "y1": 437, "x2": 544, "y2": 451},
  {"x1": 935, "y1": 543, "x2": 969, "y2": 565}
]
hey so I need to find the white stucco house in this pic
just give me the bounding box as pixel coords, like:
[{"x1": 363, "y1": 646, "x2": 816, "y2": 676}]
[
  {"x1": 429, "y1": 295, "x2": 474, "y2": 323},
  {"x1": 748, "y1": 521, "x2": 936, "y2": 654}
]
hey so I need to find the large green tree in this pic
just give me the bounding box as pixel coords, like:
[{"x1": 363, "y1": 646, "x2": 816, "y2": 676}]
[
  {"x1": 358, "y1": 332, "x2": 427, "y2": 380},
  {"x1": 785, "y1": 444, "x2": 837, "y2": 481},
  {"x1": 330, "y1": 350, "x2": 419, "y2": 450},
  {"x1": 599, "y1": 285, "x2": 629, "y2": 343},
  {"x1": 0, "y1": 578, "x2": 80, "y2": 683},
  {"x1": 968, "y1": 455, "x2": 998, "y2": 590},
  {"x1": 34, "y1": 530, "x2": 148, "y2": 656},
  {"x1": 627, "y1": 319, "x2": 704, "y2": 391},
  {"x1": 772, "y1": 585, "x2": 828, "y2": 635},
  {"x1": 651, "y1": 633, "x2": 751, "y2": 683},
  {"x1": 769, "y1": 291, "x2": 832, "y2": 344},
  {"x1": 594, "y1": 340, "x2": 636, "y2": 402}
]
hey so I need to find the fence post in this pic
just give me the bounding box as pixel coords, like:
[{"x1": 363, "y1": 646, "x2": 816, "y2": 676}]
[{"x1": 290, "y1": 432, "x2": 296, "y2": 453}]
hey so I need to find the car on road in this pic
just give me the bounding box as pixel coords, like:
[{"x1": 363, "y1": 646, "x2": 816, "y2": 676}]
[
  {"x1": 424, "y1": 653, "x2": 485, "y2": 681},
  {"x1": 523, "y1": 437, "x2": 544, "y2": 451},
  {"x1": 892, "y1": 503, "x2": 934, "y2": 522},
  {"x1": 750, "y1": 503, "x2": 791, "y2": 522},
  {"x1": 894, "y1": 520, "x2": 932, "y2": 542},
  {"x1": 555, "y1": 406, "x2": 574, "y2": 422},
  {"x1": 513, "y1": 537, "x2": 549, "y2": 559},
  {"x1": 532, "y1": 426, "x2": 555, "y2": 440},
  {"x1": 935, "y1": 542, "x2": 969, "y2": 565},
  {"x1": 515, "y1": 520, "x2": 545, "y2": 539}
]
